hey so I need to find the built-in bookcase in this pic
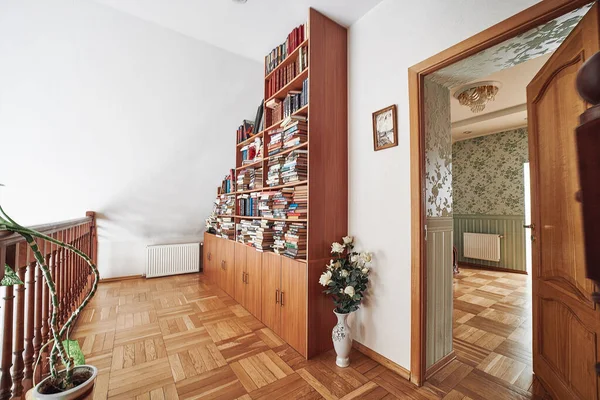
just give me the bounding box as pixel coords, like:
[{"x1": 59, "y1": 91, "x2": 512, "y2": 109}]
[{"x1": 205, "y1": 8, "x2": 347, "y2": 358}]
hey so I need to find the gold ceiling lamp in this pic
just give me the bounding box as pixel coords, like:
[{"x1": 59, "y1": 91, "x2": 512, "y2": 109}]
[{"x1": 453, "y1": 81, "x2": 502, "y2": 113}]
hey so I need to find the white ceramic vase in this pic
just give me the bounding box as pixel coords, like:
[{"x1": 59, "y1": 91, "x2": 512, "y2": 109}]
[
  {"x1": 33, "y1": 365, "x2": 98, "y2": 400},
  {"x1": 332, "y1": 310, "x2": 352, "y2": 367}
]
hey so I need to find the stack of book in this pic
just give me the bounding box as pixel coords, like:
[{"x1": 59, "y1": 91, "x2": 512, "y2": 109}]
[
  {"x1": 249, "y1": 168, "x2": 263, "y2": 190},
  {"x1": 272, "y1": 188, "x2": 294, "y2": 219},
  {"x1": 253, "y1": 220, "x2": 274, "y2": 251},
  {"x1": 266, "y1": 155, "x2": 285, "y2": 187},
  {"x1": 272, "y1": 221, "x2": 287, "y2": 254},
  {"x1": 267, "y1": 128, "x2": 284, "y2": 156},
  {"x1": 264, "y1": 23, "x2": 308, "y2": 76},
  {"x1": 281, "y1": 118, "x2": 308, "y2": 149},
  {"x1": 236, "y1": 169, "x2": 251, "y2": 191},
  {"x1": 258, "y1": 191, "x2": 277, "y2": 218},
  {"x1": 287, "y1": 185, "x2": 307, "y2": 220},
  {"x1": 281, "y1": 150, "x2": 308, "y2": 183},
  {"x1": 284, "y1": 222, "x2": 307, "y2": 259},
  {"x1": 265, "y1": 99, "x2": 283, "y2": 127},
  {"x1": 217, "y1": 217, "x2": 235, "y2": 240},
  {"x1": 237, "y1": 219, "x2": 260, "y2": 245},
  {"x1": 240, "y1": 144, "x2": 260, "y2": 165},
  {"x1": 219, "y1": 169, "x2": 235, "y2": 194},
  {"x1": 237, "y1": 192, "x2": 259, "y2": 217},
  {"x1": 236, "y1": 120, "x2": 255, "y2": 144},
  {"x1": 216, "y1": 194, "x2": 235, "y2": 216}
]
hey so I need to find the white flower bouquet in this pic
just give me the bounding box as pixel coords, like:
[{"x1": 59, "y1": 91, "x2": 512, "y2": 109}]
[{"x1": 319, "y1": 236, "x2": 372, "y2": 314}]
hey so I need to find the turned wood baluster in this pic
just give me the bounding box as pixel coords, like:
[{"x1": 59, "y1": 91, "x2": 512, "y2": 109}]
[
  {"x1": 57, "y1": 230, "x2": 65, "y2": 326},
  {"x1": 11, "y1": 243, "x2": 26, "y2": 398},
  {"x1": 22, "y1": 247, "x2": 36, "y2": 392},
  {"x1": 0, "y1": 244, "x2": 15, "y2": 400},
  {"x1": 40, "y1": 239, "x2": 51, "y2": 376}
]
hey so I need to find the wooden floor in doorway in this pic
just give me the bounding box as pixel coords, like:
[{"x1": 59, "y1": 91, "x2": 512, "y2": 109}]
[{"x1": 70, "y1": 270, "x2": 547, "y2": 399}]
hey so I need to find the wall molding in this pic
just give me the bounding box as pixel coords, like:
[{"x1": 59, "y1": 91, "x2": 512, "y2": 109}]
[
  {"x1": 99, "y1": 274, "x2": 144, "y2": 283},
  {"x1": 353, "y1": 341, "x2": 411, "y2": 381},
  {"x1": 425, "y1": 350, "x2": 456, "y2": 380}
]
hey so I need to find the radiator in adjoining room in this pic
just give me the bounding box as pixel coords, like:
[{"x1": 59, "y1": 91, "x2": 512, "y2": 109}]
[
  {"x1": 146, "y1": 242, "x2": 200, "y2": 278},
  {"x1": 463, "y1": 232, "x2": 501, "y2": 262}
]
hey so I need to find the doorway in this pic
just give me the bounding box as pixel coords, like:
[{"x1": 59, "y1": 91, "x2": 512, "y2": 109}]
[{"x1": 409, "y1": 1, "x2": 597, "y2": 398}]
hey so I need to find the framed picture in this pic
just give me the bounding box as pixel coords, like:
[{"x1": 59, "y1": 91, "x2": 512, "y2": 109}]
[{"x1": 372, "y1": 105, "x2": 398, "y2": 151}]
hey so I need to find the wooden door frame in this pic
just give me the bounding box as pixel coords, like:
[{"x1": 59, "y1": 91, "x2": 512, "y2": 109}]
[{"x1": 409, "y1": 0, "x2": 593, "y2": 386}]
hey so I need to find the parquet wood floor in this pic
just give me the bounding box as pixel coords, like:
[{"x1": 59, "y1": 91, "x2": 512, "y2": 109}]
[{"x1": 70, "y1": 270, "x2": 547, "y2": 399}]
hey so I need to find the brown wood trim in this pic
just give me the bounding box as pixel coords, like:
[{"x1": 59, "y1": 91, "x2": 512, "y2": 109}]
[
  {"x1": 409, "y1": 0, "x2": 588, "y2": 387},
  {"x1": 425, "y1": 351, "x2": 456, "y2": 380},
  {"x1": 352, "y1": 341, "x2": 411, "y2": 381},
  {"x1": 99, "y1": 275, "x2": 144, "y2": 283},
  {"x1": 0, "y1": 217, "x2": 93, "y2": 246},
  {"x1": 459, "y1": 262, "x2": 528, "y2": 275}
]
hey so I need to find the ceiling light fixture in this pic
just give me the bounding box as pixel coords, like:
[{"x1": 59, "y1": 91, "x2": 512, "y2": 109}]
[
  {"x1": 453, "y1": 81, "x2": 502, "y2": 114},
  {"x1": 232, "y1": 0, "x2": 247, "y2": 3}
]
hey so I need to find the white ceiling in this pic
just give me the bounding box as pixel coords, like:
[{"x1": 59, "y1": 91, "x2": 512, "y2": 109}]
[
  {"x1": 92, "y1": 0, "x2": 384, "y2": 62},
  {"x1": 450, "y1": 52, "x2": 552, "y2": 142}
]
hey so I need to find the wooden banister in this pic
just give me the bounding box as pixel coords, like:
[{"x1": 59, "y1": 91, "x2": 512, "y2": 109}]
[{"x1": 0, "y1": 212, "x2": 97, "y2": 399}]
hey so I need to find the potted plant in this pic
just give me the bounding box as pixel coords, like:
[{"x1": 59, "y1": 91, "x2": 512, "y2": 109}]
[
  {"x1": 0, "y1": 206, "x2": 100, "y2": 399},
  {"x1": 319, "y1": 236, "x2": 371, "y2": 367}
]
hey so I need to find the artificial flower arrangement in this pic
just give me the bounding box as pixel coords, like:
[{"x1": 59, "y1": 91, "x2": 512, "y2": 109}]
[{"x1": 319, "y1": 236, "x2": 372, "y2": 314}]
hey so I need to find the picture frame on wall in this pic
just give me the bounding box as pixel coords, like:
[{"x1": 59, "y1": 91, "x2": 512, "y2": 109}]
[{"x1": 372, "y1": 104, "x2": 398, "y2": 151}]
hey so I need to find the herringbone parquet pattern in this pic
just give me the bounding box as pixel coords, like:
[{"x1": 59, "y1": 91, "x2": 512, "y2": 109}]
[{"x1": 70, "y1": 270, "x2": 544, "y2": 399}]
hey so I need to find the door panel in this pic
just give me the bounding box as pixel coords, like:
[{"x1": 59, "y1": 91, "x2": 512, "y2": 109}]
[
  {"x1": 261, "y1": 252, "x2": 281, "y2": 335},
  {"x1": 527, "y1": 4, "x2": 600, "y2": 399},
  {"x1": 280, "y1": 258, "x2": 307, "y2": 357},
  {"x1": 203, "y1": 233, "x2": 213, "y2": 282},
  {"x1": 222, "y1": 239, "x2": 236, "y2": 297},
  {"x1": 234, "y1": 242, "x2": 247, "y2": 305},
  {"x1": 246, "y1": 249, "x2": 262, "y2": 320}
]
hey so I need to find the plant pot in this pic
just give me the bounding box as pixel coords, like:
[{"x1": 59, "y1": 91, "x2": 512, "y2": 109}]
[
  {"x1": 332, "y1": 310, "x2": 352, "y2": 367},
  {"x1": 33, "y1": 365, "x2": 98, "y2": 400}
]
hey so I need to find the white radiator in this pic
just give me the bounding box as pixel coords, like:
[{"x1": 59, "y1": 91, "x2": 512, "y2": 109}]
[
  {"x1": 146, "y1": 243, "x2": 200, "y2": 278},
  {"x1": 463, "y1": 233, "x2": 501, "y2": 262}
]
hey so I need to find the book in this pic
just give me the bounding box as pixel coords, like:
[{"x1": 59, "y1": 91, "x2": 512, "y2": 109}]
[{"x1": 283, "y1": 222, "x2": 307, "y2": 259}]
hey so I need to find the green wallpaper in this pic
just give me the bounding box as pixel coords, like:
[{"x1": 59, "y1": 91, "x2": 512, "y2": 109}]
[
  {"x1": 453, "y1": 128, "x2": 529, "y2": 216},
  {"x1": 425, "y1": 79, "x2": 452, "y2": 217}
]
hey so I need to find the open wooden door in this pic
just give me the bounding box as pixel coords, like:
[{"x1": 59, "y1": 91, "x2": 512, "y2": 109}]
[{"x1": 527, "y1": 3, "x2": 600, "y2": 399}]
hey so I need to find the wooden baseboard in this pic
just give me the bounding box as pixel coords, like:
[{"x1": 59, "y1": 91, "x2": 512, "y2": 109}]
[
  {"x1": 99, "y1": 274, "x2": 144, "y2": 283},
  {"x1": 352, "y1": 341, "x2": 411, "y2": 381},
  {"x1": 425, "y1": 351, "x2": 456, "y2": 380},
  {"x1": 459, "y1": 262, "x2": 527, "y2": 275}
]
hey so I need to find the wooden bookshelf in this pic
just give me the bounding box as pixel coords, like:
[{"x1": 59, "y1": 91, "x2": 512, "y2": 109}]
[{"x1": 205, "y1": 8, "x2": 347, "y2": 359}]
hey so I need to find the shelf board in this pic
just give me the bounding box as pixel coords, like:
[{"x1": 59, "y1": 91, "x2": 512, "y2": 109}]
[
  {"x1": 292, "y1": 104, "x2": 309, "y2": 117},
  {"x1": 236, "y1": 131, "x2": 263, "y2": 148},
  {"x1": 216, "y1": 214, "x2": 235, "y2": 218},
  {"x1": 233, "y1": 180, "x2": 307, "y2": 195},
  {"x1": 235, "y1": 216, "x2": 307, "y2": 223},
  {"x1": 266, "y1": 68, "x2": 309, "y2": 103},
  {"x1": 236, "y1": 159, "x2": 263, "y2": 171},
  {"x1": 265, "y1": 39, "x2": 309, "y2": 80},
  {"x1": 268, "y1": 142, "x2": 308, "y2": 160}
]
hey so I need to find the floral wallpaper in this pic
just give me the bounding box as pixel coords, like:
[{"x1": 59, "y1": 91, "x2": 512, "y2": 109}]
[
  {"x1": 429, "y1": 5, "x2": 591, "y2": 88},
  {"x1": 425, "y1": 79, "x2": 452, "y2": 217},
  {"x1": 453, "y1": 128, "x2": 529, "y2": 215}
]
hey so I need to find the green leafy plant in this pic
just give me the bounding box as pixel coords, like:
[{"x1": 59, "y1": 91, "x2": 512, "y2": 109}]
[
  {"x1": 0, "y1": 206, "x2": 99, "y2": 391},
  {"x1": 319, "y1": 236, "x2": 371, "y2": 314},
  {"x1": 1, "y1": 264, "x2": 24, "y2": 286}
]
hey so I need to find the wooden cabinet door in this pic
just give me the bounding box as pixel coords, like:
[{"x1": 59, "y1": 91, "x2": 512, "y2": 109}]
[
  {"x1": 221, "y1": 239, "x2": 236, "y2": 297},
  {"x1": 527, "y1": 4, "x2": 600, "y2": 399},
  {"x1": 234, "y1": 242, "x2": 247, "y2": 305},
  {"x1": 280, "y1": 258, "x2": 307, "y2": 356},
  {"x1": 261, "y1": 252, "x2": 281, "y2": 335},
  {"x1": 245, "y1": 249, "x2": 262, "y2": 320},
  {"x1": 203, "y1": 233, "x2": 215, "y2": 283}
]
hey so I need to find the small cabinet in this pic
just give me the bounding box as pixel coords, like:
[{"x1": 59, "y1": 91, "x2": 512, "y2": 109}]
[
  {"x1": 218, "y1": 238, "x2": 235, "y2": 297},
  {"x1": 234, "y1": 242, "x2": 262, "y2": 320},
  {"x1": 261, "y1": 253, "x2": 307, "y2": 356},
  {"x1": 203, "y1": 233, "x2": 217, "y2": 283}
]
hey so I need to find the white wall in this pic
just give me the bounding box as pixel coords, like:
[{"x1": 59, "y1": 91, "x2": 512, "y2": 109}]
[
  {"x1": 348, "y1": 0, "x2": 540, "y2": 370},
  {"x1": 0, "y1": 0, "x2": 263, "y2": 278}
]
